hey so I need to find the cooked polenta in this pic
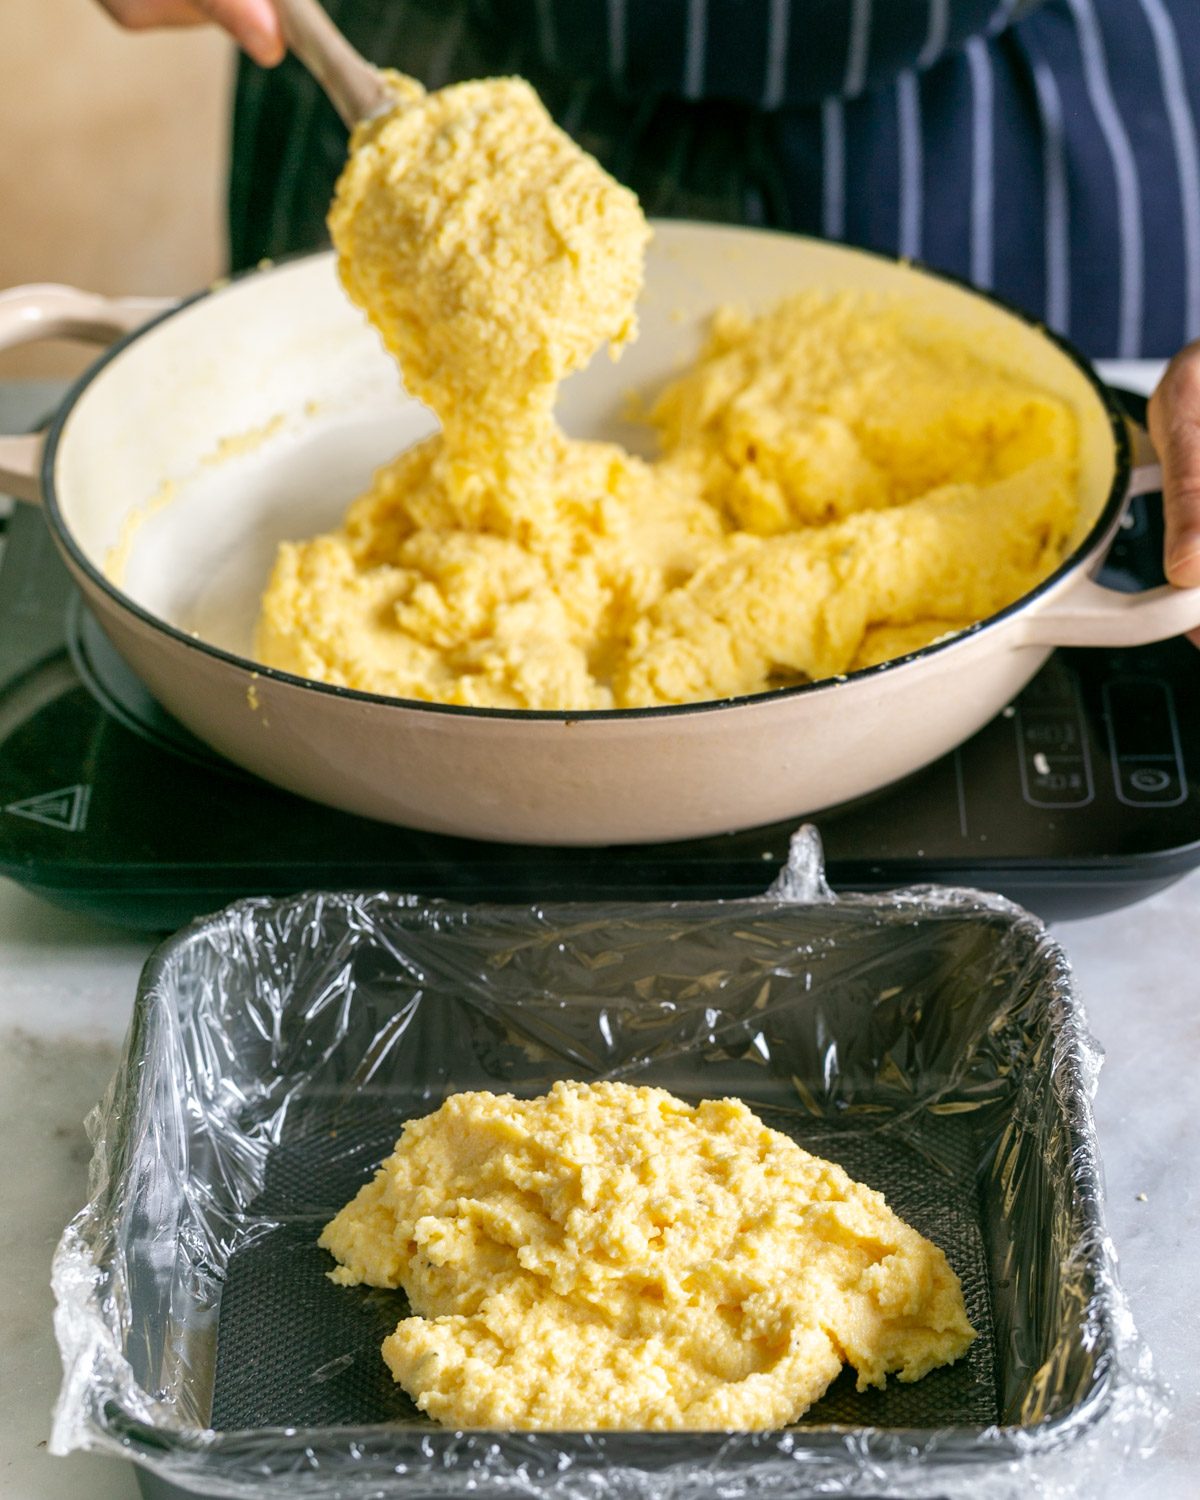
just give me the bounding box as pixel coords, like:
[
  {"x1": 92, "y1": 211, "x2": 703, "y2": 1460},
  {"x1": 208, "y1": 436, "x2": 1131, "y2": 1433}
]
[
  {"x1": 255, "y1": 74, "x2": 1078, "y2": 710},
  {"x1": 320, "y1": 1081, "x2": 976, "y2": 1430}
]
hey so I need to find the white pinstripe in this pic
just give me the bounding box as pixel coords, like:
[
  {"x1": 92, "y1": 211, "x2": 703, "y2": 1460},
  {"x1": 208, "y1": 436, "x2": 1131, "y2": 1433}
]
[
  {"x1": 684, "y1": 0, "x2": 708, "y2": 100},
  {"x1": 897, "y1": 72, "x2": 923, "y2": 262},
  {"x1": 822, "y1": 97, "x2": 846, "y2": 240},
  {"x1": 1067, "y1": 0, "x2": 1144, "y2": 357},
  {"x1": 965, "y1": 38, "x2": 994, "y2": 290},
  {"x1": 843, "y1": 0, "x2": 873, "y2": 100},
  {"x1": 534, "y1": 0, "x2": 558, "y2": 67},
  {"x1": 917, "y1": 0, "x2": 949, "y2": 70},
  {"x1": 762, "y1": 0, "x2": 791, "y2": 111},
  {"x1": 1030, "y1": 56, "x2": 1071, "y2": 335},
  {"x1": 1138, "y1": 0, "x2": 1200, "y2": 339},
  {"x1": 365, "y1": 1, "x2": 414, "y2": 72},
  {"x1": 607, "y1": 0, "x2": 627, "y2": 79},
  {"x1": 986, "y1": 0, "x2": 1022, "y2": 37},
  {"x1": 742, "y1": 180, "x2": 767, "y2": 224},
  {"x1": 560, "y1": 82, "x2": 592, "y2": 137},
  {"x1": 425, "y1": 4, "x2": 468, "y2": 89},
  {"x1": 269, "y1": 52, "x2": 322, "y2": 253}
]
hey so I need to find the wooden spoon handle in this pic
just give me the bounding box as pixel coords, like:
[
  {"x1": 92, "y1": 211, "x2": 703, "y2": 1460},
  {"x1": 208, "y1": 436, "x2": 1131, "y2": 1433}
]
[{"x1": 272, "y1": 0, "x2": 394, "y2": 126}]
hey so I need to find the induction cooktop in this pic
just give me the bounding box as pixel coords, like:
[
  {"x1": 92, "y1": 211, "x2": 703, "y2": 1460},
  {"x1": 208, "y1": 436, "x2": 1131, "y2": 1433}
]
[{"x1": 2, "y1": 392, "x2": 1197, "y2": 929}]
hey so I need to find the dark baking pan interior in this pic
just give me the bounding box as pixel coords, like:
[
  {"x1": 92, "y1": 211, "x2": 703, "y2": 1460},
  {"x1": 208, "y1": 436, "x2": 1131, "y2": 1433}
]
[{"x1": 95, "y1": 887, "x2": 1114, "y2": 1491}]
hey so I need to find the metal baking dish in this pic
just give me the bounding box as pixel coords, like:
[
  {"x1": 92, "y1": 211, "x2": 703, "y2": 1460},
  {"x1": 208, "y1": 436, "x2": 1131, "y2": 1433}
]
[{"x1": 49, "y1": 835, "x2": 1164, "y2": 1498}]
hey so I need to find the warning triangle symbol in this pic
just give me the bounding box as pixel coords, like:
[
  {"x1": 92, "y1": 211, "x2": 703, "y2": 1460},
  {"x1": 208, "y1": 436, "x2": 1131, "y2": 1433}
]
[{"x1": 4, "y1": 784, "x2": 92, "y2": 833}]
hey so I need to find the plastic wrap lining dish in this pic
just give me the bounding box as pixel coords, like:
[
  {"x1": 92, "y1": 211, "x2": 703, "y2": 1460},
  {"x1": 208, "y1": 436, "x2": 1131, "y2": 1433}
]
[{"x1": 50, "y1": 830, "x2": 1167, "y2": 1498}]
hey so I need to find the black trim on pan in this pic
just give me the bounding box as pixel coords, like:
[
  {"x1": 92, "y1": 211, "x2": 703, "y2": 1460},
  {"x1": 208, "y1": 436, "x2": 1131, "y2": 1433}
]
[{"x1": 39, "y1": 231, "x2": 1134, "y2": 725}]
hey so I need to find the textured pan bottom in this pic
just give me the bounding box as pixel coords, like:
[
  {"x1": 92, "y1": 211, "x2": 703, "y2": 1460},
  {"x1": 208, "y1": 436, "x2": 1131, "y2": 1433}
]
[{"x1": 211, "y1": 1093, "x2": 996, "y2": 1431}]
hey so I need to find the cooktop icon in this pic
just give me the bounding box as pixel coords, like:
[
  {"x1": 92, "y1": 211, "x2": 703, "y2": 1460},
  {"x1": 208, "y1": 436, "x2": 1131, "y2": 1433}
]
[{"x1": 4, "y1": 784, "x2": 92, "y2": 834}]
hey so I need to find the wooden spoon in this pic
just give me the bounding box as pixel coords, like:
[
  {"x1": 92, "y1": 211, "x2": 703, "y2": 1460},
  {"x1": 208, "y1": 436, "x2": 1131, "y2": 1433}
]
[{"x1": 272, "y1": 0, "x2": 397, "y2": 126}]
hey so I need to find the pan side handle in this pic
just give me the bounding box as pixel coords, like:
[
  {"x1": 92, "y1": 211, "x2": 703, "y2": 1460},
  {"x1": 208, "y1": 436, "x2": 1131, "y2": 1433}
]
[
  {"x1": 1017, "y1": 463, "x2": 1200, "y2": 646},
  {"x1": 0, "y1": 285, "x2": 172, "y2": 504}
]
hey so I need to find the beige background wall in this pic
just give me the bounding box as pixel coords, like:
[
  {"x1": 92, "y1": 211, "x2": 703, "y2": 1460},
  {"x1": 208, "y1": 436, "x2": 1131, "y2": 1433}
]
[{"x1": 1, "y1": 3, "x2": 232, "y2": 376}]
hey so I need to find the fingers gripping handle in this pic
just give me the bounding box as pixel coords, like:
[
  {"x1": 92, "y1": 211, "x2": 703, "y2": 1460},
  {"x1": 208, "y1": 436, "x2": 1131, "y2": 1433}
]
[
  {"x1": 0, "y1": 284, "x2": 170, "y2": 504},
  {"x1": 1019, "y1": 463, "x2": 1200, "y2": 647}
]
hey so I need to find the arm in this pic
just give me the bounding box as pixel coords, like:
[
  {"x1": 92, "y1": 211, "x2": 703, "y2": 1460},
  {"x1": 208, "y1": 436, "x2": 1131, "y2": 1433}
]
[
  {"x1": 1148, "y1": 343, "x2": 1200, "y2": 646},
  {"x1": 95, "y1": 0, "x2": 284, "y2": 65}
]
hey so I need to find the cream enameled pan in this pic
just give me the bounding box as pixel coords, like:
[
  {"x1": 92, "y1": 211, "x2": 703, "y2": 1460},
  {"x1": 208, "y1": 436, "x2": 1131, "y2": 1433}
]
[{"x1": 0, "y1": 225, "x2": 1194, "y2": 845}]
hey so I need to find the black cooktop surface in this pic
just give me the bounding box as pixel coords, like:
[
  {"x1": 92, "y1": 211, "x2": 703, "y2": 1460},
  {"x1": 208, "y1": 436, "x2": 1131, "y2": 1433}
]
[{"x1": 2, "y1": 394, "x2": 1198, "y2": 928}]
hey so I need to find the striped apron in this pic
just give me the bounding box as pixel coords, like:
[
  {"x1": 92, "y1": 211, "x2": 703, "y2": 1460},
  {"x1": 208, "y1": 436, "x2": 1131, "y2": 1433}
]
[{"x1": 229, "y1": 0, "x2": 1200, "y2": 359}]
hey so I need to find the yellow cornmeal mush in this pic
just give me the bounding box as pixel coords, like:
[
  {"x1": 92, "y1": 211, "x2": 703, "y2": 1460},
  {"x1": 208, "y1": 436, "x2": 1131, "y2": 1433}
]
[
  {"x1": 320, "y1": 1081, "x2": 976, "y2": 1430},
  {"x1": 256, "y1": 72, "x2": 1080, "y2": 710}
]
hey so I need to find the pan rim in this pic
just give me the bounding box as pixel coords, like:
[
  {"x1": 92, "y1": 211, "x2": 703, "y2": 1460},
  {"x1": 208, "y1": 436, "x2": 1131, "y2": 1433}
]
[{"x1": 39, "y1": 228, "x2": 1133, "y2": 726}]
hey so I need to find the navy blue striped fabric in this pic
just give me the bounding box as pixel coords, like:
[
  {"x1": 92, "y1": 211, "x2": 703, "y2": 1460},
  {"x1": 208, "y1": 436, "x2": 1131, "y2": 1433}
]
[
  {"x1": 990, "y1": 31, "x2": 1048, "y2": 318},
  {"x1": 488, "y1": 0, "x2": 1026, "y2": 108},
  {"x1": 914, "y1": 51, "x2": 977, "y2": 279},
  {"x1": 228, "y1": 0, "x2": 1200, "y2": 359}
]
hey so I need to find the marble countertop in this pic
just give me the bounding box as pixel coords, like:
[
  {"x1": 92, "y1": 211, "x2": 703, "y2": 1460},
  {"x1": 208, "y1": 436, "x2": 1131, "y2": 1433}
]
[
  {"x1": 1, "y1": 874, "x2": 1196, "y2": 1500},
  {"x1": 1, "y1": 365, "x2": 1196, "y2": 1498}
]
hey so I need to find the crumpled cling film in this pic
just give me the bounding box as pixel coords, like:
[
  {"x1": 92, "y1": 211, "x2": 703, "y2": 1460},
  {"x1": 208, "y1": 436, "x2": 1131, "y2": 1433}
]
[{"x1": 49, "y1": 827, "x2": 1169, "y2": 1499}]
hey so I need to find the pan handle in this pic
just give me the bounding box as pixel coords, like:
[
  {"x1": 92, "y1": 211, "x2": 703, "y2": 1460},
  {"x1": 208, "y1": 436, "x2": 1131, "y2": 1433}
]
[
  {"x1": 1017, "y1": 462, "x2": 1200, "y2": 646},
  {"x1": 0, "y1": 284, "x2": 172, "y2": 504}
]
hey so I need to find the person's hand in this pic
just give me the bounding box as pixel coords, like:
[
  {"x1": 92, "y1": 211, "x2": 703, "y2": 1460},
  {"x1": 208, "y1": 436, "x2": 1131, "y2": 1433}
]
[
  {"x1": 1149, "y1": 341, "x2": 1200, "y2": 640},
  {"x1": 96, "y1": 0, "x2": 285, "y2": 67}
]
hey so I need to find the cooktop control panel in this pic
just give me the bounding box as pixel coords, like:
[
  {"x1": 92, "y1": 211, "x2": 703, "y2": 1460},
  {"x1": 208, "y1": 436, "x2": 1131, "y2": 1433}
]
[{"x1": 1, "y1": 391, "x2": 1198, "y2": 926}]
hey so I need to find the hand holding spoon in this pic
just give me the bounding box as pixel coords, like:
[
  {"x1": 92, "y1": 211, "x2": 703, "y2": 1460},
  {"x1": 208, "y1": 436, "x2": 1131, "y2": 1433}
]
[{"x1": 272, "y1": 0, "x2": 398, "y2": 125}]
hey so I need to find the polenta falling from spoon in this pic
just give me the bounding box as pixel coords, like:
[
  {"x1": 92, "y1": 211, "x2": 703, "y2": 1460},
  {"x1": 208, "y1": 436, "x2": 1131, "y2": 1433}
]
[
  {"x1": 257, "y1": 2, "x2": 1078, "y2": 710},
  {"x1": 274, "y1": 0, "x2": 648, "y2": 524}
]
